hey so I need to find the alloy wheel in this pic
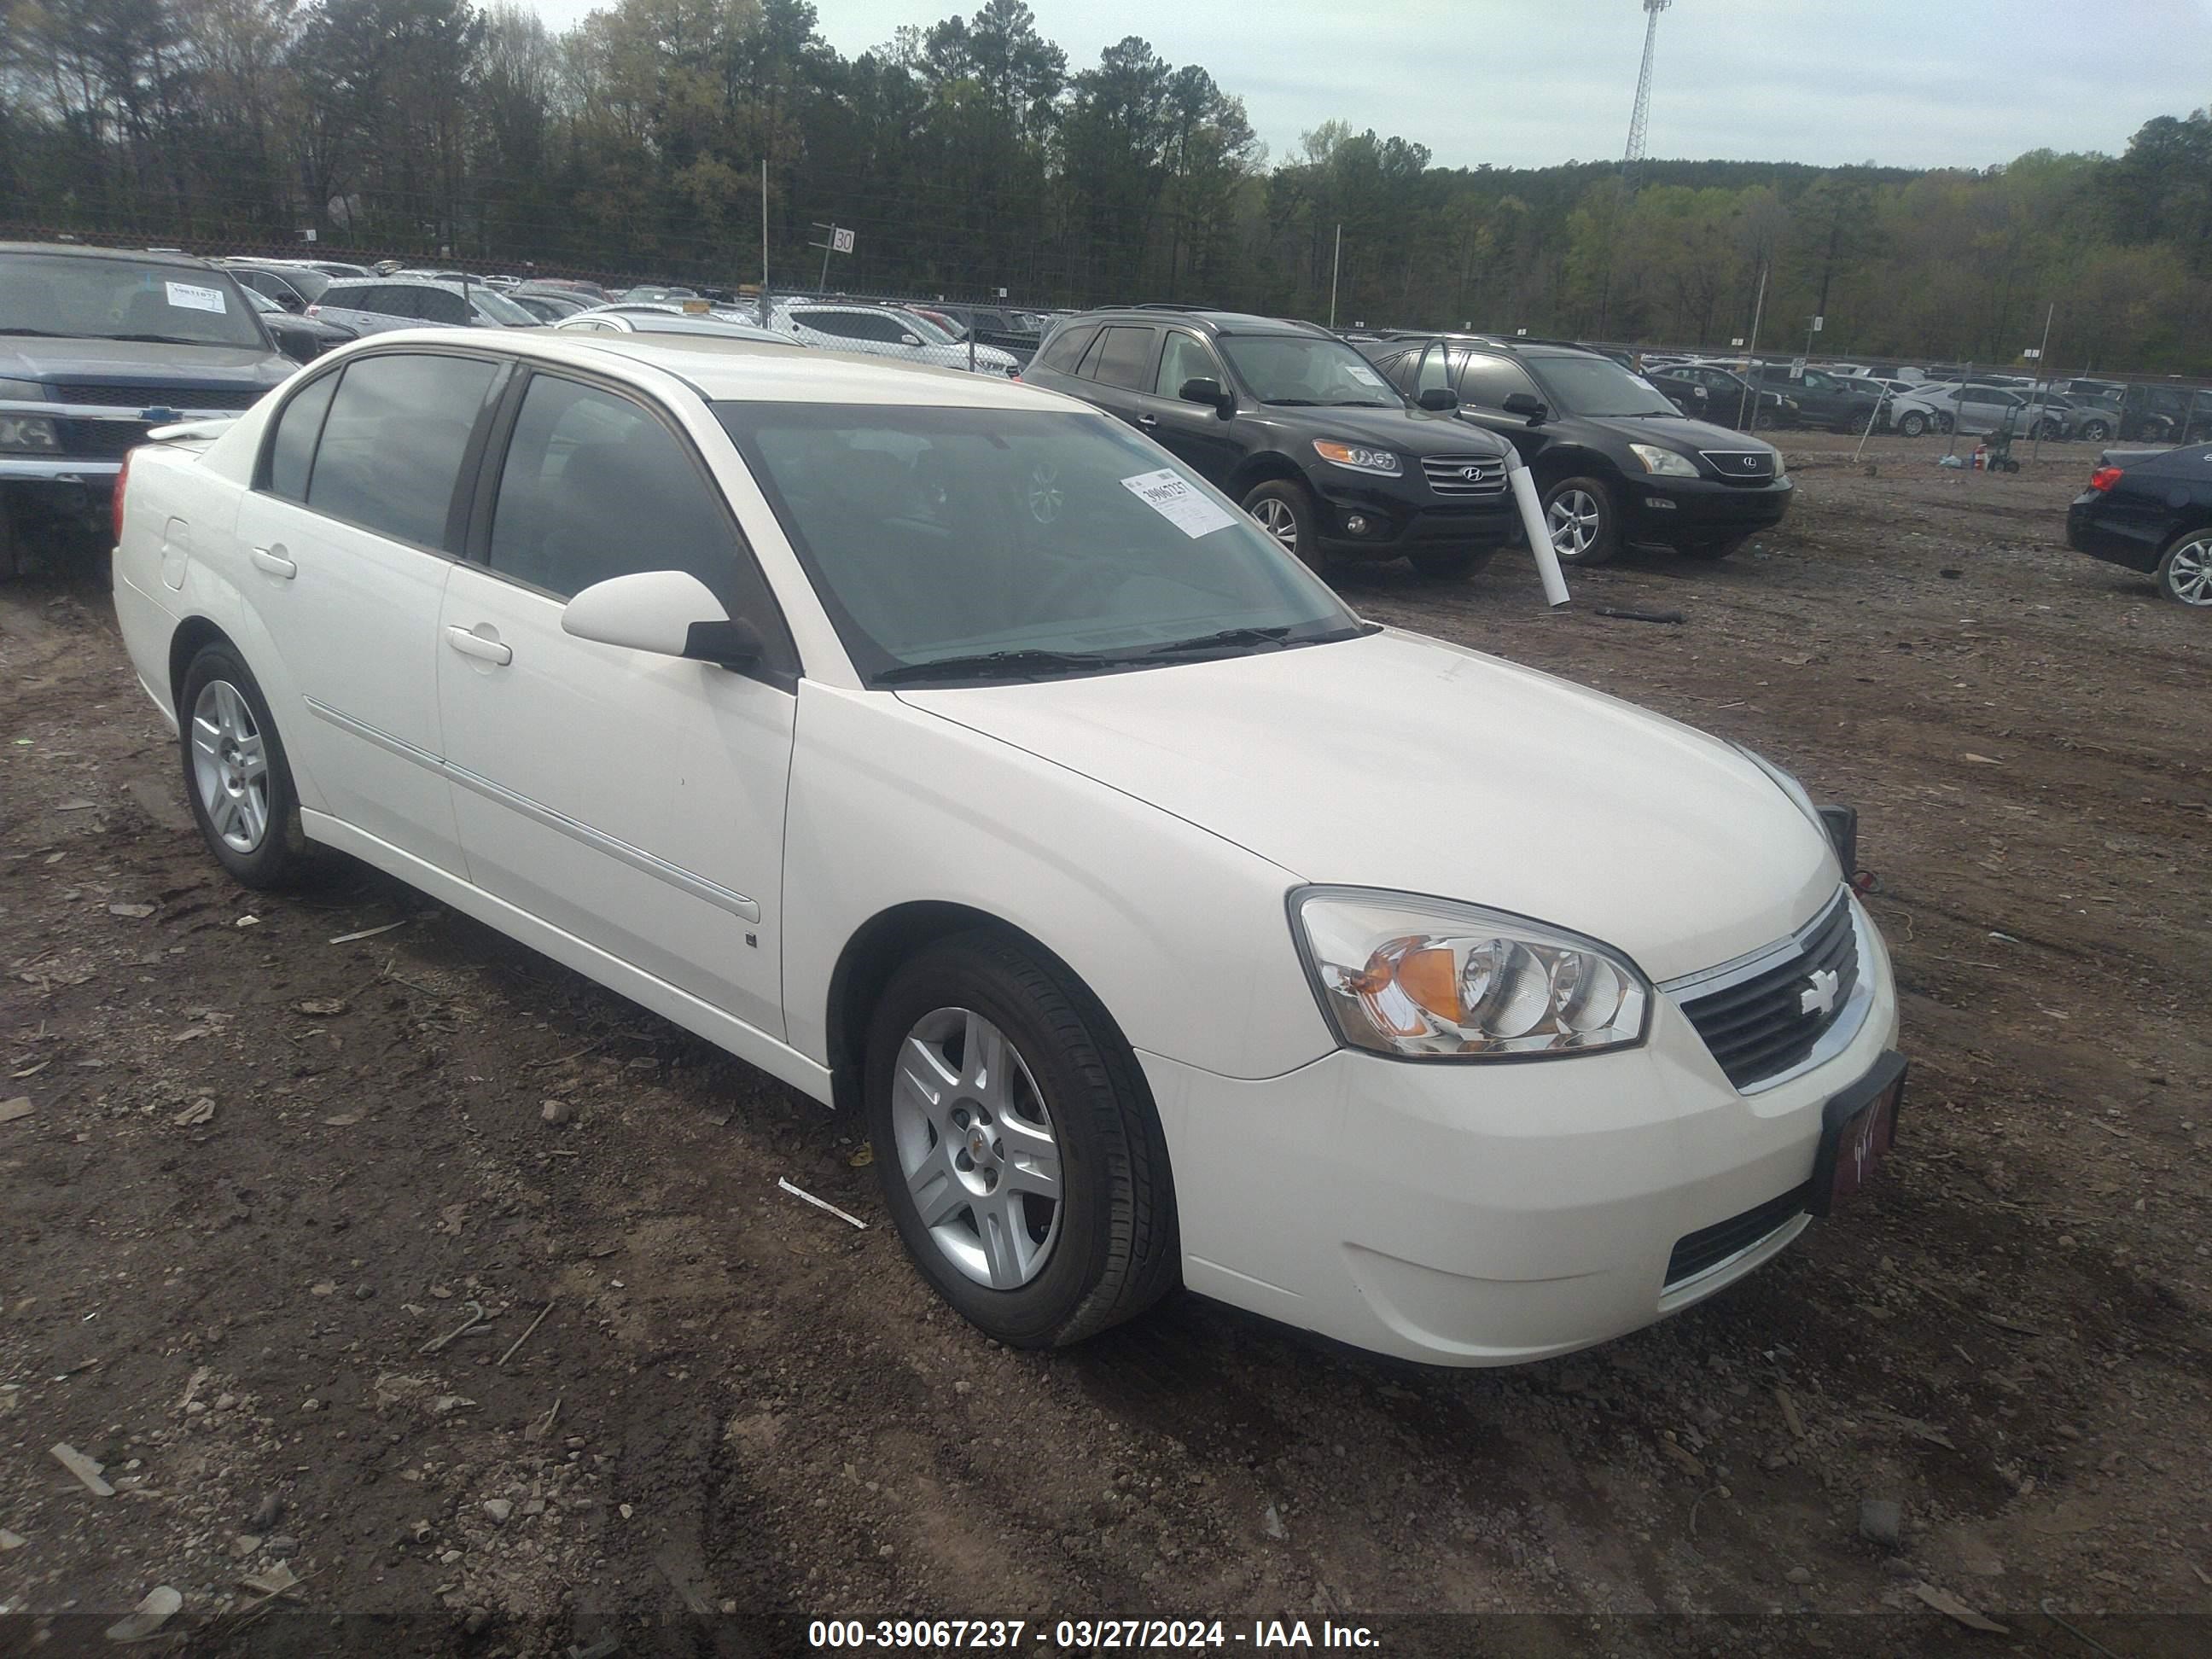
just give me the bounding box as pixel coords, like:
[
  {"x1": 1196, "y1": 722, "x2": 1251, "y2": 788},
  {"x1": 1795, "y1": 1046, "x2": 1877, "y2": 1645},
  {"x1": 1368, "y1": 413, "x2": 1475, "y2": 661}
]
[
  {"x1": 1251, "y1": 496, "x2": 1300, "y2": 556},
  {"x1": 189, "y1": 679, "x2": 271, "y2": 853},
  {"x1": 1547, "y1": 489, "x2": 1600, "y2": 558},
  {"x1": 2164, "y1": 537, "x2": 2212, "y2": 607},
  {"x1": 889, "y1": 1006, "x2": 1063, "y2": 1290}
]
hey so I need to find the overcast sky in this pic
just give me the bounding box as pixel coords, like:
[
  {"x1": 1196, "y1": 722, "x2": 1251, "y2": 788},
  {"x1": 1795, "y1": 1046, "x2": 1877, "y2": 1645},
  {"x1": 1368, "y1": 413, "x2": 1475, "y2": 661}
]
[{"x1": 515, "y1": 0, "x2": 2212, "y2": 172}]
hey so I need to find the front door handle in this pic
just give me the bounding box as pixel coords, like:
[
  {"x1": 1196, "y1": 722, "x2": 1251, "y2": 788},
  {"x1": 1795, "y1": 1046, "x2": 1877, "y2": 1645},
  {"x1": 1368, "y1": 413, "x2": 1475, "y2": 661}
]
[
  {"x1": 445, "y1": 626, "x2": 513, "y2": 667},
  {"x1": 250, "y1": 545, "x2": 296, "y2": 579},
  {"x1": 1137, "y1": 415, "x2": 1159, "y2": 428}
]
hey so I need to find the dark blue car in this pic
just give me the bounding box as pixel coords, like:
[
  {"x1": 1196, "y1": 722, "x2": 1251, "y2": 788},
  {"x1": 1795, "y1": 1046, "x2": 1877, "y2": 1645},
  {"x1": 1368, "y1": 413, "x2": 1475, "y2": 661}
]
[{"x1": 2066, "y1": 443, "x2": 2212, "y2": 608}]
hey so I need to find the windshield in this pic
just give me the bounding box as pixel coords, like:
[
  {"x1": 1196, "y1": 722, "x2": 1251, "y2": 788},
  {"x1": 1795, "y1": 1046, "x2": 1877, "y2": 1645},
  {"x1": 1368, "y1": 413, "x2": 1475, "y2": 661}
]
[
  {"x1": 0, "y1": 253, "x2": 267, "y2": 348},
  {"x1": 715, "y1": 405, "x2": 1359, "y2": 683},
  {"x1": 1533, "y1": 355, "x2": 1679, "y2": 417},
  {"x1": 1218, "y1": 335, "x2": 1403, "y2": 406},
  {"x1": 470, "y1": 288, "x2": 538, "y2": 327}
]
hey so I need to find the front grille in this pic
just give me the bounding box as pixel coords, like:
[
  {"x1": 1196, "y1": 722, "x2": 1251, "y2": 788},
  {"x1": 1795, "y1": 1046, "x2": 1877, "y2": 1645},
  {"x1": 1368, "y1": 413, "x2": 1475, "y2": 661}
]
[
  {"x1": 1675, "y1": 893, "x2": 1859, "y2": 1090},
  {"x1": 1699, "y1": 448, "x2": 1776, "y2": 485},
  {"x1": 1666, "y1": 1181, "x2": 1811, "y2": 1285},
  {"x1": 52, "y1": 382, "x2": 264, "y2": 411},
  {"x1": 1420, "y1": 454, "x2": 1509, "y2": 497},
  {"x1": 60, "y1": 418, "x2": 151, "y2": 458}
]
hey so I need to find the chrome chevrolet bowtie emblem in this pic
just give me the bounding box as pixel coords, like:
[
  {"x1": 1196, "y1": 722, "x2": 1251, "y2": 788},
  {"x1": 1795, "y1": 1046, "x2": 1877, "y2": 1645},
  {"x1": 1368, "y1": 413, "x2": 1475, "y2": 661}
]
[{"x1": 1800, "y1": 967, "x2": 1840, "y2": 1017}]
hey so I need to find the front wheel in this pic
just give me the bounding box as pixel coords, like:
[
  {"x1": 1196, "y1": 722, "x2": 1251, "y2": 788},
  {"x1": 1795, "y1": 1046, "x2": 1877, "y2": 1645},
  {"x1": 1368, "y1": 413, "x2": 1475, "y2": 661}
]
[
  {"x1": 2156, "y1": 531, "x2": 2212, "y2": 608},
  {"x1": 1934, "y1": 412, "x2": 1955, "y2": 434},
  {"x1": 1897, "y1": 410, "x2": 1928, "y2": 438},
  {"x1": 2034, "y1": 419, "x2": 2064, "y2": 441},
  {"x1": 865, "y1": 933, "x2": 1179, "y2": 1348},
  {"x1": 1407, "y1": 544, "x2": 1495, "y2": 579},
  {"x1": 1541, "y1": 475, "x2": 1618, "y2": 567},
  {"x1": 2077, "y1": 418, "x2": 2111, "y2": 442},
  {"x1": 178, "y1": 642, "x2": 323, "y2": 888},
  {"x1": 1241, "y1": 479, "x2": 1326, "y2": 573}
]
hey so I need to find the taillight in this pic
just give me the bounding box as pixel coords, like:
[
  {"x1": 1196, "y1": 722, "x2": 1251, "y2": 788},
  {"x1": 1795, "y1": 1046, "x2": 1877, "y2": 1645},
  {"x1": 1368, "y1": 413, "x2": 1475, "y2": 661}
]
[
  {"x1": 2089, "y1": 466, "x2": 2123, "y2": 492},
  {"x1": 113, "y1": 447, "x2": 132, "y2": 547}
]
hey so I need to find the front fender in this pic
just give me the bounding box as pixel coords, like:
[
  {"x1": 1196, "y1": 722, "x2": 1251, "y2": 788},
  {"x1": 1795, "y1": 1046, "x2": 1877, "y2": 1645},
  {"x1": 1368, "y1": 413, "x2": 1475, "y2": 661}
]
[{"x1": 781, "y1": 684, "x2": 1336, "y2": 1084}]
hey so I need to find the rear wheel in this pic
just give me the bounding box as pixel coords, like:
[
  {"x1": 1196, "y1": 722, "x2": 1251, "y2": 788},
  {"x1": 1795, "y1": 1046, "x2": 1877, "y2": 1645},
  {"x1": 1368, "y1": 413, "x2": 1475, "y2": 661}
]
[
  {"x1": 1407, "y1": 544, "x2": 1494, "y2": 579},
  {"x1": 1241, "y1": 479, "x2": 1326, "y2": 574},
  {"x1": 1541, "y1": 475, "x2": 1618, "y2": 567},
  {"x1": 2156, "y1": 531, "x2": 2212, "y2": 608},
  {"x1": 865, "y1": 932, "x2": 1179, "y2": 1348},
  {"x1": 178, "y1": 642, "x2": 323, "y2": 889}
]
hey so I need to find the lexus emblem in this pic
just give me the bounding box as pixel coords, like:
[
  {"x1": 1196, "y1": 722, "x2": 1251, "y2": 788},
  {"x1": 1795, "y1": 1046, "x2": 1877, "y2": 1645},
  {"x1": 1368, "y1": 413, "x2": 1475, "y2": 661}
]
[
  {"x1": 1738, "y1": 457, "x2": 1758, "y2": 469},
  {"x1": 1799, "y1": 968, "x2": 1840, "y2": 1017}
]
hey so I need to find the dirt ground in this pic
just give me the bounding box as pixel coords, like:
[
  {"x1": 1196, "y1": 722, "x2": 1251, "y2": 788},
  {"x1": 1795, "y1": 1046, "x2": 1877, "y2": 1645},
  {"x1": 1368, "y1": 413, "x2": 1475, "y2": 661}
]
[{"x1": 1, "y1": 432, "x2": 2207, "y2": 1657}]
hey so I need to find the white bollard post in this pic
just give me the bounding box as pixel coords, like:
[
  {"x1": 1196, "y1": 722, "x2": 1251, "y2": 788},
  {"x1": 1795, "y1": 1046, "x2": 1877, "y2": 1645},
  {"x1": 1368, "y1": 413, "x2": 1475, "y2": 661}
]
[{"x1": 1509, "y1": 461, "x2": 1570, "y2": 608}]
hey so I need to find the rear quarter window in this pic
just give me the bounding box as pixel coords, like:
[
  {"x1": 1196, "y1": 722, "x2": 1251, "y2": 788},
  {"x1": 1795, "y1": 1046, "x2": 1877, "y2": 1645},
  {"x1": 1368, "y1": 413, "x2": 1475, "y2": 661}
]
[{"x1": 1035, "y1": 323, "x2": 1098, "y2": 375}]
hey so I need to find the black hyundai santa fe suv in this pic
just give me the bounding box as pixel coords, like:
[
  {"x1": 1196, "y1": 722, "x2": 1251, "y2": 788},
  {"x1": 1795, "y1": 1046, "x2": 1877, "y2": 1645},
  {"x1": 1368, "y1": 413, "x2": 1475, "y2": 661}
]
[
  {"x1": 1357, "y1": 335, "x2": 1794, "y2": 565},
  {"x1": 1025, "y1": 306, "x2": 1517, "y2": 577}
]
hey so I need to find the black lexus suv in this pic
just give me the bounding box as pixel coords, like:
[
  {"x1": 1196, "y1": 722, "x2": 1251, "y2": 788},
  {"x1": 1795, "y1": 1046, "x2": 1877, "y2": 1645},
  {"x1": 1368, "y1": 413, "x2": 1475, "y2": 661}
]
[
  {"x1": 1024, "y1": 306, "x2": 1516, "y2": 576},
  {"x1": 1355, "y1": 335, "x2": 1793, "y2": 565}
]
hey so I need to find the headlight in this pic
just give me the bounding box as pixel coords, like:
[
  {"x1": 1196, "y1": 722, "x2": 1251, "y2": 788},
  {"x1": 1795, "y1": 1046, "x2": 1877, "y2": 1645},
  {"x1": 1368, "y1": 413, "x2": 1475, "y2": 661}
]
[
  {"x1": 0, "y1": 377, "x2": 49, "y2": 403},
  {"x1": 1313, "y1": 439, "x2": 1400, "y2": 475},
  {"x1": 1629, "y1": 443, "x2": 1699, "y2": 477},
  {"x1": 1290, "y1": 888, "x2": 1650, "y2": 1060},
  {"x1": 0, "y1": 415, "x2": 58, "y2": 452}
]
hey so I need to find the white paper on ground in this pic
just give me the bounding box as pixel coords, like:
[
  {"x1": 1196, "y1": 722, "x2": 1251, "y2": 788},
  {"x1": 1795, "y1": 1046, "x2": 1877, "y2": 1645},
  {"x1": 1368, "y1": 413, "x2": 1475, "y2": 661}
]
[
  {"x1": 1509, "y1": 461, "x2": 1571, "y2": 607},
  {"x1": 164, "y1": 282, "x2": 228, "y2": 314},
  {"x1": 1120, "y1": 468, "x2": 1238, "y2": 538}
]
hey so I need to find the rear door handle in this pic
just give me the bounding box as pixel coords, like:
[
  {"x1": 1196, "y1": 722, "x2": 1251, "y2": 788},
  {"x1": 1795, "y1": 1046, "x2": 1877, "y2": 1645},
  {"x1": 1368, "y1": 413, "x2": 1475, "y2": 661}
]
[
  {"x1": 445, "y1": 626, "x2": 513, "y2": 667},
  {"x1": 250, "y1": 546, "x2": 295, "y2": 579}
]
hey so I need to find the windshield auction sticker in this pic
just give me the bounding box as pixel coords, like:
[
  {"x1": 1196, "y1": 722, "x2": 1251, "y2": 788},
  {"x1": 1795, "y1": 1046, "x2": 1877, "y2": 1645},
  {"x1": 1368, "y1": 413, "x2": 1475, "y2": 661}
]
[
  {"x1": 1120, "y1": 468, "x2": 1237, "y2": 538},
  {"x1": 164, "y1": 282, "x2": 229, "y2": 314}
]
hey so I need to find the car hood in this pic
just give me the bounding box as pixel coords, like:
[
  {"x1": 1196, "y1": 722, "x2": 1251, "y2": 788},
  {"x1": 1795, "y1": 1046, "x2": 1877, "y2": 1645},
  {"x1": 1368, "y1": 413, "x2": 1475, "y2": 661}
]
[
  {"x1": 899, "y1": 628, "x2": 1837, "y2": 981},
  {"x1": 1276, "y1": 403, "x2": 1513, "y2": 457},
  {"x1": 1528, "y1": 410, "x2": 1775, "y2": 457},
  {"x1": 0, "y1": 338, "x2": 289, "y2": 387}
]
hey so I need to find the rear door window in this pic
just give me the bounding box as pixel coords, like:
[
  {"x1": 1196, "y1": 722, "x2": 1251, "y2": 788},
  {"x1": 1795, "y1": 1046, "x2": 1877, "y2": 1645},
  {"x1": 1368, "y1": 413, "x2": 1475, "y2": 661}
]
[
  {"x1": 1086, "y1": 326, "x2": 1159, "y2": 390},
  {"x1": 306, "y1": 352, "x2": 499, "y2": 550},
  {"x1": 416, "y1": 287, "x2": 469, "y2": 326}
]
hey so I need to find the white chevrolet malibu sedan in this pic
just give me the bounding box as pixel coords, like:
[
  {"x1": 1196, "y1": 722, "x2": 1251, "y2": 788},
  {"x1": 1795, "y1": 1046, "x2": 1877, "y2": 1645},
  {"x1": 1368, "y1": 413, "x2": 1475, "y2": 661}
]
[{"x1": 110, "y1": 330, "x2": 1903, "y2": 1365}]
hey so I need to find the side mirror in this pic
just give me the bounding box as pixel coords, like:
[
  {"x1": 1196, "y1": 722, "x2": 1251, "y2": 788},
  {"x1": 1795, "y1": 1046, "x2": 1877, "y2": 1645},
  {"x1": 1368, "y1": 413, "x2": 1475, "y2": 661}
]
[
  {"x1": 1179, "y1": 376, "x2": 1233, "y2": 416},
  {"x1": 1502, "y1": 392, "x2": 1548, "y2": 423},
  {"x1": 562, "y1": 570, "x2": 760, "y2": 670},
  {"x1": 276, "y1": 331, "x2": 317, "y2": 364},
  {"x1": 899, "y1": 333, "x2": 922, "y2": 346},
  {"x1": 1415, "y1": 387, "x2": 1459, "y2": 411}
]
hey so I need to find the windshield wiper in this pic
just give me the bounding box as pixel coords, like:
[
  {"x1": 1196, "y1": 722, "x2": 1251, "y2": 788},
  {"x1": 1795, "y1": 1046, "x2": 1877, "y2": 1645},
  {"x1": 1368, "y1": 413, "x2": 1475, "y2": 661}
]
[
  {"x1": 1263, "y1": 398, "x2": 1320, "y2": 406},
  {"x1": 1137, "y1": 623, "x2": 1370, "y2": 658},
  {"x1": 876, "y1": 648, "x2": 1126, "y2": 684},
  {"x1": 107, "y1": 333, "x2": 218, "y2": 346},
  {"x1": 1325, "y1": 399, "x2": 1389, "y2": 407}
]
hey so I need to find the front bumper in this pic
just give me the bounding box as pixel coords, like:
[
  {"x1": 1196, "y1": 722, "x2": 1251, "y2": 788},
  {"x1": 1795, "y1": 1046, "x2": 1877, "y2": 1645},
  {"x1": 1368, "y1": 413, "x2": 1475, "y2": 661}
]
[
  {"x1": 1309, "y1": 474, "x2": 1517, "y2": 557},
  {"x1": 1142, "y1": 894, "x2": 1898, "y2": 1365},
  {"x1": 1622, "y1": 474, "x2": 1795, "y2": 547},
  {"x1": 2066, "y1": 495, "x2": 2163, "y2": 573}
]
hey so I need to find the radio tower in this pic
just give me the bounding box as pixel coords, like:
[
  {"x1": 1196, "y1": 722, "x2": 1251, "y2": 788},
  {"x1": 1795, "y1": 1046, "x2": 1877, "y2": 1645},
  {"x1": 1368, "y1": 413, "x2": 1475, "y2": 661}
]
[{"x1": 1622, "y1": 0, "x2": 1672, "y2": 191}]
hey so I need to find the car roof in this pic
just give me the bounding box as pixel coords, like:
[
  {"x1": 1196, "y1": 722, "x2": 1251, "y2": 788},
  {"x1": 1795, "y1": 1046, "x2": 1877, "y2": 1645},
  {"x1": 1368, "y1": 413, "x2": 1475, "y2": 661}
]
[
  {"x1": 324, "y1": 276, "x2": 484, "y2": 292},
  {"x1": 1078, "y1": 306, "x2": 1326, "y2": 339},
  {"x1": 331, "y1": 328, "x2": 1080, "y2": 410},
  {"x1": 0, "y1": 241, "x2": 219, "y2": 270}
]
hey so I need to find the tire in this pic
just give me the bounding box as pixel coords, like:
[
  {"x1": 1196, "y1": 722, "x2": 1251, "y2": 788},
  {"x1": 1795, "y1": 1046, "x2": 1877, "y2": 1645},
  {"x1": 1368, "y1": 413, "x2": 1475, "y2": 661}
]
[
  {"x1": 2155, "y1": 530, "x2": 2212, "y2": 608},
  {"x1": 1540, "y1": 475, "x2": 1618, "y2": 567},
  {"x1": 2034, "y1": 419, "x2": 2063, "y2": 442},
  {"x1": 178, "y1": 641, "x2": 323, "y2": 889},
  {"x1": 1407, "y1": 544, "x2": 1495, "y2": 579},
  {"x1": 864, "y1": 931, "x2": 1179, "y2": 1348},
  {"x1": 1679, "y1": 534, "x2": 1751, "y2": 560},
  {"x1": 1897, "y1": 410, "x2": 1928, "y2": 438},
  {"x1": 1241, "y1": 478, "x2": 1326, "y2": 574},
  {"x1": 2078, "y1": 419, "x2": 2111, "y2": 442},
  {"x1": 1934, "y1": 412, "x2": 1954, "y2": 435}
]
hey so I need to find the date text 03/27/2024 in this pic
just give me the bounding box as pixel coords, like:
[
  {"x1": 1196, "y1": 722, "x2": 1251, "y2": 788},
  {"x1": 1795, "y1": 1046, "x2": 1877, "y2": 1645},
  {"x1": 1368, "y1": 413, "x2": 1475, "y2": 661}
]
[{"x1": 806, "y1": 1619, "x2": 1381, "y2": 1650}]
